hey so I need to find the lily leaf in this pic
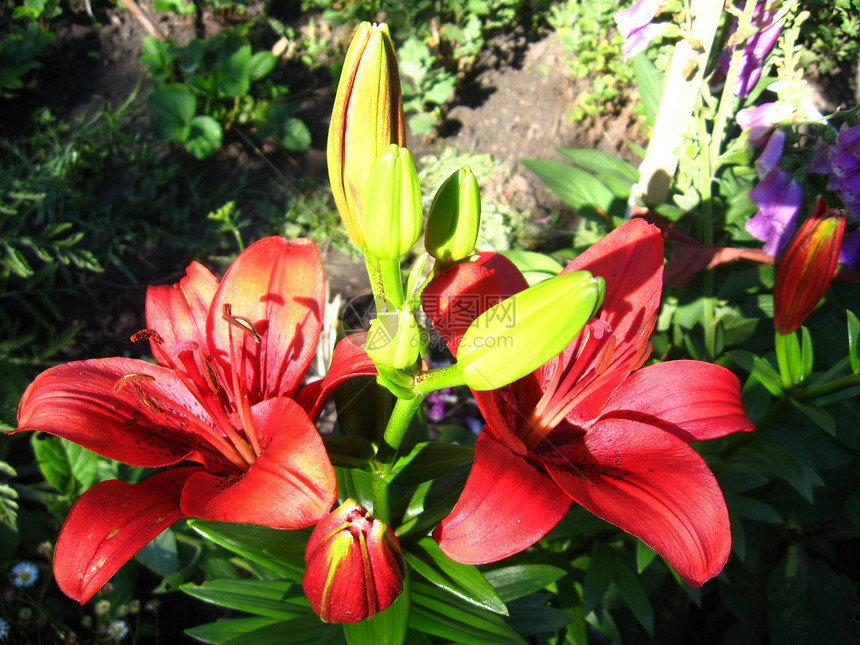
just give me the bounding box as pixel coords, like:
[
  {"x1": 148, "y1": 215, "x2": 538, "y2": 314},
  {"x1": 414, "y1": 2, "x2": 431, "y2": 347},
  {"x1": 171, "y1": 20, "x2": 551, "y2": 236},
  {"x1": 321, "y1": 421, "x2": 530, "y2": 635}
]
[
  {"x1": 483, "y1": 564, "x2": 567, "y2": 602},
  {"x1": 386, "y1": 442, "x2": 474, "y2": 484},
  {"x1": 180, "y1": 579, "x2": 308, "y2": 620}
]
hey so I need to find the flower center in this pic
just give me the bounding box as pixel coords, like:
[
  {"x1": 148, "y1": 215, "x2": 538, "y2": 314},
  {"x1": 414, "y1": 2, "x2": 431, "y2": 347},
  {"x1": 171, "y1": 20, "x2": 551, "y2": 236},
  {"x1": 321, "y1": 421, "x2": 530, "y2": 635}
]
[
  {"x1": 121, "y1": 303, "x2": 266, "y2": 471},
  {"x1": 519, "y1": 314, "x2": 656, "y2": 451}
]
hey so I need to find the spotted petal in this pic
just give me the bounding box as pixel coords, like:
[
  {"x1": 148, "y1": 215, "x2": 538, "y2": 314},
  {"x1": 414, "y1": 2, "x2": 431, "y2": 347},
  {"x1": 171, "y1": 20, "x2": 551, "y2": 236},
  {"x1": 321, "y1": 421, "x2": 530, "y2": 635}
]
[
  {"x1": 15, "y1": 358, "x2": 223, "y2": 469},
  {"x1": 180, "y1": 397, "x2": 336, "y2": 529},
  {"x1": 537, "y1": 418, "x2": 731, "y2": 587},
  {"x1": 54, "y1": 467, "x2": 198, "y2": 604}
]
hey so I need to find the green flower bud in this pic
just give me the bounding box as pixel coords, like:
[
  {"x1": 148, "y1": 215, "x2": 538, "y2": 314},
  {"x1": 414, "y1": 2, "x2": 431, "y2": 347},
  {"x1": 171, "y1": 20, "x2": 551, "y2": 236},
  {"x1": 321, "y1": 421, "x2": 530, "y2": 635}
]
[
  {"x1": 362, "y1": 145, "x2": 423, "y2": 260},
  {"x1": 425, "y1": 166, "x2": 481, "y2": 264},
  {"x1": 365, "y1": 308, "x2": 425, "y2": 369},
  {"x1": 457, "y1": 271, "x2": 605, "y2": 390},
  {"x1": 328, "y1": 22, "x2": 406, "y2": 249}
]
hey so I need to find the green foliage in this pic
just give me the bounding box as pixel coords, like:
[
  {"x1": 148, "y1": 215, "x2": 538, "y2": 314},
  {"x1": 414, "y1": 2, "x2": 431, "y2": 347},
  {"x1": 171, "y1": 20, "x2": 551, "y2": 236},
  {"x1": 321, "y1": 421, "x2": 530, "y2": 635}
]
[
  {"x1": 140, "y1": 26, "x2": 310, "y2": 158},
  {"x1": 799, "y1": 0, "x2": 860, "y2": 75},
  {"x1": 549, "y1": 0, "x2": 639, "y2": 122},
  {"x1": 0, "y1": 21, "x2": 54, "y2": 98}
]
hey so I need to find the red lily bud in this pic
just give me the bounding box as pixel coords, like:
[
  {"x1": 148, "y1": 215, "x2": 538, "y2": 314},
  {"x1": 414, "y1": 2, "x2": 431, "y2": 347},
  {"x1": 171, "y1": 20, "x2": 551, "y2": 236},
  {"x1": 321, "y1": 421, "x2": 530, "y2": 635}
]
[
  {"x1": 774, "y1": 196, "x2": 845, "y2": 334},
  {"x1": 303, "y1": 499, "x2": 405, "y2": 624},
  {"x1": 328, "y1": 22, "x2": 406, "y2": 249}
]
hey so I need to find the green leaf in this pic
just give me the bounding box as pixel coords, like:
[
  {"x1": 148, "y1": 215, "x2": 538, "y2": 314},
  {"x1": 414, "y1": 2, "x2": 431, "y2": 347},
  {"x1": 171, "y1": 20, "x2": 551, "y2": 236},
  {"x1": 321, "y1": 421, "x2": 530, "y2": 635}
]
[
  {"x1": 280, "y1": 117, "x2": 312, "y2": 152},
  {"x1": 725, "y1": 493, "x2": 781, "y2": 523},
  {"x1": 394, "y1": 466, "x2": 469, "y2": 539},
  {"x1": 185, "y1": 617, "x2": 280, "y2": 644},
  {"x1": 323, "y1": 436, "x2": 375, "y2": 469},
  {"x1": 506, "y1": 601, "x2": 575, "y2": 637},
  {"x1": 847, "y1": 310, "x2": 860, "y2": 373},
  {"x1": 632, "y1": 52, "x2": 664, "y2": 122},
  {"x1": 386, "y1": 443, "x2": 474, "y2": 484},
  {"x1": 522, "y1": 159, "x2": 616, "y2": 223},
  {"x1": 727, "y1": 350, "x2": 784, "y2": 397},
  {"x1": 611, "y1": 560, "x2": 654, "y2": 635},
  {"x1": 409, "y1": 583, "x2": 525, "y2": 645},
  {"x1": 344, "y1": 574, "x2": 410, "y2": 645},
  {"x1": 404, "y1": 537, "x2": 507, "y2": 615},
  {"x1": 147, "y1": 84, "x2": 196, "y2": 141},
  {"x1": 181, "y1": 579, "x2": 307, "y2": 619},
  {"x1": 582, "y1": 542, "x2": 613, "y2": 614},
  {"x1": 555, "y1": 148, "x2": 638, "y2": 198},
  {"x1": 247, "y1": 51, "x2": 276, "y2": 80},
  {"x1": 790, "y1": 398, "x2": 835, "y2": 436},
  {"x1": 499, "y1": 249, "x2": 564, "y2": 286},
  {"x1": 135, "y1": 526, "x2": 179, "y2": 576},
  {"x1": 740, "y1": 442, "x2": 821, "y2": 502},
  {"x1": 483, "y1": 564, "x2": 567, "y2": 602},
  {"x1": 635, "y1": 541, "x2": 657, "y2": 573},
  {"x1": 215, "y1": 43, "x2": 252, "y2": 97},
  {"x1": 30, "y1": 434, "x2": 99, "y2": 495},
  {"x1": 185, "y1": 116, "x2": 223, "y2": 158},
  {"x1": 188, "y1": 520, "x2": 306, "y2": 580},
  {"x1": 220, "y1": 616, "x2": 341, "y2": 645}
]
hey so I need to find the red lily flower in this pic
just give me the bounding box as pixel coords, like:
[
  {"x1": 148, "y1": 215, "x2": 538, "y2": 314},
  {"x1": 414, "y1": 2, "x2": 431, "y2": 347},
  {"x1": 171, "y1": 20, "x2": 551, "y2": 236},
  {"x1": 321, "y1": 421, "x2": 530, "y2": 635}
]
[
  {"x1": 15, "y1": 237, "x2": 375, "y2": 603},
  {"x1": 422, "y1": 220, "x2": 754, "y2": 587}
]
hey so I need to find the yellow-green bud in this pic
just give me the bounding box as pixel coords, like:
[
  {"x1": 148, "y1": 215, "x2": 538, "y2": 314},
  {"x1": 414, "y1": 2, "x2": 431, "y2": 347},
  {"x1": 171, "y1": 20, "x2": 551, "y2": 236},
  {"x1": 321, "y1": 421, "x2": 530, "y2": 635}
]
[
  {"x1": 425, "y1": 166, "x2": 481, "y2": 264},
  {"x1": 363, "y1": 145, "x2": 423, "y2": 260},
  {"x1": 328, "y1": 22, "x2": 406, "y2": 249},
  {"x1": 365, "y1": 308, "x2": 425, "y2": 369},
  {"x1": 457, "y1": 271, "x2": 605, "y2": 390}
]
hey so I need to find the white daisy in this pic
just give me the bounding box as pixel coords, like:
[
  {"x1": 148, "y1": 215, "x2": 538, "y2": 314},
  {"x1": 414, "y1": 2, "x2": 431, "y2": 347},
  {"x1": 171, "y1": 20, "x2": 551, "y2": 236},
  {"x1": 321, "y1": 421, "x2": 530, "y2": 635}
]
[{"x1": 10, "y1": 561, "x2": 39, "y2": 588}]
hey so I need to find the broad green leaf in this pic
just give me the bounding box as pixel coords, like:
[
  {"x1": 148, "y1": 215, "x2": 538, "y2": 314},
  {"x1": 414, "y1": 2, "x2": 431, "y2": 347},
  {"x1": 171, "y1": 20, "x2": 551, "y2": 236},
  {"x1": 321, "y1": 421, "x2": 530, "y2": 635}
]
[
  {"x1": 404, "y1": 537, "x2": 507, "y2": 615},
  {"x1": 181, "y1": 579, "x2": 307, "y2": 619},
  {"x1": 185, "y1": 617, "x2": 281, "y2": 645},
  {"x1": 247, "y1": 51, "x2": 276, "y2": 80},
  {"x1": 499, "y1": 249, "x2": 564, "y2": 286},
  {"x1": 409, "y1": 583, "x2": 525, "y2": 645},
  {"x1": 188, "y1": 520, "x2": 306, "y2": 580},
  {"x1": 555, "y1": 148, "x2": 638, "y2": 199},
  {"x1": 323, "y1": 435, "x2": 375, "y2": 469},
  {"x1": 740, "y1": 442, "x2": 821, "y2": 502},
  {"x1": 30, "y1": 434, "x2": 98, "y2": 495},
  {"x1": 394, "y1": 466, "x2": 469, "y2": 539},
  {"x1": 185, "y1": 116, "x2": 223, "y2": 159},
  {"x1": 147, "y1": 84, "x2": 195, "y2": 140},
  {"x1": 280, "y1": 117, "x2": 312, "y2": 151},
  {"x1": 506, "y1": 601, "x2": 575, "y2": 637},
  {"x1": 611, "y1": 560, "x2": 654, "y2": 635},
  {"x1": 727, "y1": 350, "x2": 784, "y2": 397},
  {"x1": 790, "y1": 398, "x2": 835, "y2": 436},
  {"x1": 632, "y1": 51, "x2": 664, "y2": 122},
  {"x1": 215, "y1": 43, "x2": 252, "y2": 97},
  {"x1": 386, "y1": 442, "x2": 474, "y2": 484},
  {"x1": 221, "y1": 616, "x2": 341, "y2": 645},
  {"x1": 725, "y1": 494, "x2": 781, "y2": 523},
  {"x1": 135, "y1": 526, "x2": 178, "y2": 576},
  {"x1": 635, "y1": 541, "x2": 657, "y2": 573},
  {"x1": 344, "y1": 574, "x2": 410, "y2": 645},
  {"x1": 582, "y1": 542, "x2": 613, "y2": 614},
  {"x1": 483, "y1": 564, "x2": 567, "y2": 602},
  {"x1": 522, "y1": 159, "x2": 616, "y2": 223},
  {"x1": 847, "y1": 310, "x2": 860, "y2": 373}
]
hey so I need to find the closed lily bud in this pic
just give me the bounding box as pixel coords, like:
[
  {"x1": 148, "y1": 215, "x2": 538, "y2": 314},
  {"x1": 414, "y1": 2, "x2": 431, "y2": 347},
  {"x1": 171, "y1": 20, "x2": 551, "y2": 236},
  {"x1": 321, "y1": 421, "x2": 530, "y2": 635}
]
[
  {"x1": 425, "y1": 166, "x2": 481, "y2": 264},
  {"x1": 774, "y1": 197, "x2": 845, "y2": 334},
  {"x1": 328, "y1": 22, "x2": 406, "y2": 249},
  {"x1": 457, "y1": 271, "x2": 604, "y2": 390},
  {"x1": 303, "y1": 500, "x2": 405, "y2": 624},
  {"x1": 363, "y1": 145, "x2": 423, "y2": 260},
  {"x1": 365, "y1": 308, "x2": 425, "y2": 369}
]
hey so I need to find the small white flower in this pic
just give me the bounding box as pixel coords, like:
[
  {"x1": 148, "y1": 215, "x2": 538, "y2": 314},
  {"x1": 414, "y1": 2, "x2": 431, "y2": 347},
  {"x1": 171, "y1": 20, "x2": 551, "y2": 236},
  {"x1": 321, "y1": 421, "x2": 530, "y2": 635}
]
[
  {"x1": 108, "y1": 620, "x2": 129, "y2": 641},
  {"x1": 10, "y1": 561, "x2": 39, "y2": 588},
  {"x1": 0, "y1": 617, "x2": 9, "y2": 641}
]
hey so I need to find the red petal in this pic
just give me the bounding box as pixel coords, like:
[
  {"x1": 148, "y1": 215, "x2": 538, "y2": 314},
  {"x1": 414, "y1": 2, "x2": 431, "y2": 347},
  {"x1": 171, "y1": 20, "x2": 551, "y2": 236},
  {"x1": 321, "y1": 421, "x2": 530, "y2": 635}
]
[
  {"x1": 180, "y1": 397, "x2": 336, "y2": 528},
  {"x1": 16, "y1": 358, "x2": 222, "y2": 468},
  {"x1": 600, "y1": 360, "x2": 755, "y2": 442},
  {"x1": 296, "y1": 333, "x2": 377, "y2": 421},
  {"x1": 145, "y1": 262, "x2": 219, "y2": 362},
  {"x1": 303, "y1": 532, "x2": 371, "y2": 623},
  {"x1": 54, "y1": 467, "x2": 197, "y2": 603},
  {"x1": 433, "y1": 430, "x2": 571, "y2": 564},
  {"x1": 562, "y1": 219, "x2": 663, "y2": 349},
  {"x1": 537, "y1": 418, "x2": 731, "y2": 587},
  {"x1": 422, "y1": 253, "x2": 528, "y2": 355},
  {"x1": 207, "y1": 237, "x2": 325, "y2": 402}
]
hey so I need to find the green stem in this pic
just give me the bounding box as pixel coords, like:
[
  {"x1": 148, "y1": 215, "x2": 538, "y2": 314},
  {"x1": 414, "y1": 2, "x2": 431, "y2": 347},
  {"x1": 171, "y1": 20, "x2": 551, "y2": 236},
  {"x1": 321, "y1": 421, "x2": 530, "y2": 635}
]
[
  {"x1": 796, "y1": 373, "x2": 860, "y2": 402},
  {"x1": 371, "y1": 474, "x2": 390, "y2": 524},
  {"x1": 379, "y1": 257, "x2": 405, "y2": 309},
  {"x1": 709, "y1": 0, "x2": 758, "y2": 171},
  {"x1": 376, "y1": 394, "x2": 425, "y2": 471},
  {"x1": 774, "y1": 331, "x2": 794, "y2": 389},
  {"x1": 364, "y1": 252, "x2": 386, "y2": 313}
]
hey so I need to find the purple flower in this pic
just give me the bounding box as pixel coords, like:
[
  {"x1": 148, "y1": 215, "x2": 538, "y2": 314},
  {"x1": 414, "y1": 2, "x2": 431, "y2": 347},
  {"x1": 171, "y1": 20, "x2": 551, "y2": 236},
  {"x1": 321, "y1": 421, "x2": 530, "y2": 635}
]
[
  {"x1": 755, "y1": 129, "x2": 786, "y2": 178},
  {"x1": 737, "y1": 101, "x2": 793, "y2": 142},
  {"x1": 809, "y1": 124, "x2": 860, "y2": 219},
  {"x1": 614, "y1": 0, "x2": 667, "y2": 60},
  {"x1": 838, "y1": 229, "x2": 860, "y2": 270},
  {"x1": 746, "y1": 168, "x2": 803, "y2": 255},
  {"x1": 425, "y1": 387, "x2": 454, "y2": 422},
  {"x1": 735, "y1": 4, "x2": 782, "y2": 97}
]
